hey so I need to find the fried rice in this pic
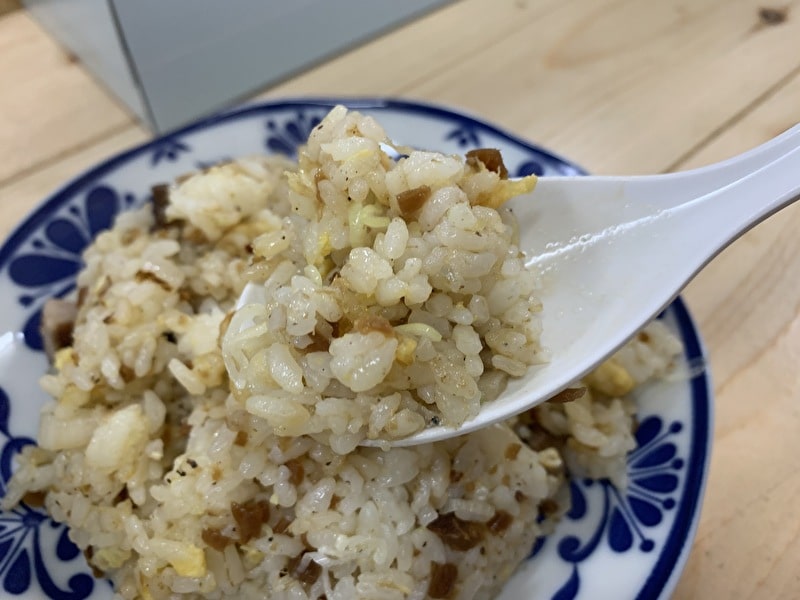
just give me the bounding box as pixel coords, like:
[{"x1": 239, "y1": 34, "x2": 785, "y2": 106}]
[{"x1": 2, "y1": 106, "x2": 683, "y2": 599}]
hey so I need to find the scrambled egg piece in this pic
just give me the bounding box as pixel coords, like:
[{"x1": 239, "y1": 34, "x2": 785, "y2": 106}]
[
  {"x1": 94, "y1": 546, "x2": 131, "y2": 570},
  {"x1": 395, "y1": 337, "x2": 417, "y2": 365},
  {"x1": 584, "y1": 358, "x2": 635, "y2": 397},
  {"x1": 481, "y1": 175, "x2": 537, "y2": 209},
  {"x1": 54, "y1": 347, "x2": 74, "y2": 371},
  {"x1": 169, "y1": 544, "x2": 206, "y2": 578}
]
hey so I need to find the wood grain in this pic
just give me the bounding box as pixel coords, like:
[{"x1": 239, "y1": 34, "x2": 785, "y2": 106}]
[
  {"x1": 258, "y1": 0, "x2": 800, "y2": 176},
  {"x1": 0, "y1": 11, "x2": 134, "y2": 185},
  {"x1": 260, "y1": 0, "x2": 566, "y2": 98},
  {"x1": 402, "y1": 0, "x2": 800, "y2": 174},
  {"x1": 673, "y1": 68, "x2": 800, "y2": 600},
  {"x1": 0, "y1": 128, "x2": 147, "y2": 240}
]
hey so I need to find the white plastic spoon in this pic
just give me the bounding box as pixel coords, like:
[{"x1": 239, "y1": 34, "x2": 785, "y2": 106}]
[{"x1": 239, "y1": 124, "x2": 800, "y2": 445}]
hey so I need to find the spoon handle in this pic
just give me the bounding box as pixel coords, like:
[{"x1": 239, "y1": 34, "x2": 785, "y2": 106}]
[
  {"x1": 528, "y1": 124, "x2": 800, "y2": 271},
  {"x1": 675, "y1": 122, "x2": 800, "y2": 196},
  {"x1": 675, "y1": 135, "x2": 800, "y2": 267}
]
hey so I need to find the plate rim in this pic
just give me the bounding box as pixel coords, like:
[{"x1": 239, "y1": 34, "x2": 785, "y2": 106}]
[
  {"x1": 641, "y1": 297, "x2": 712, "y2": 599},
  {"x1": 0, "y1": 96, "x2": 713, "y2": 600}
]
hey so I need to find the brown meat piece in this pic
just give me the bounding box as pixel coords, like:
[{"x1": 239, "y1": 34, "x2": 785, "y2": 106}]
[
  {"x1": 466, "y1": 149, "x2": 509, "y2": 179},
  {"x1": 539, "y1": 498, "x2": 560, "y2": 516},
  {"x1": 150, "y1": 184, "x2": 170, "y2": 229},
  {"x1": 284, "y1": 459, "x2": 305, "y2": 487},
  {"x1": 304, "y1": 332, "x2": 330, "y2": 353},
  {"x1": 40, "y1": 298, "x2": 78, "y2": 359},
  {"x1": 272, "y1": 516, "x2": 292, "y2": 534},
  {"x1": 426, "y1": 513, "x2": 486, "y2": 551},
  {"x1": 22, "y1": 491, "x2": 46, "y2": 508},
  {"x1": 396, "y1": 185, "x2": 431, "y2": 217},
  {"x1": 549, "y1": 387, "x2": 587, "y2": 404},
  {"x1": 201, "y1": 527, "x2": 235, "y2": 552},
  {"x1": 231, "y1": 499, "x2": 271, "y2": 544},
  {"x1": 486, "y1": 510, "x2": 513, "y2": 535},
  {"x1": 288, "y1": 551, "x2": 322, "y2": 585},
  {"x1": 427, "y1": 562, "x2": 459, "y2": 599},
  {"x1": 504, "y1": 443, "x2": 522, "y2": 460},
  {"x1": 119, "y1": 364, "x2": 135, "y2": 383}
]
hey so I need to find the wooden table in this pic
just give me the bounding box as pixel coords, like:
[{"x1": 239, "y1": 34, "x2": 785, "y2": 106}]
[{"x1": 2, "y1": 1, "x2": 799, "y2": 598}]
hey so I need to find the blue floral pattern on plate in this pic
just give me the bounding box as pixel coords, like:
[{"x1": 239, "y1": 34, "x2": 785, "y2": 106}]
[
  {"x1": 444, "y1": 122, "x2": 483, "y2": 148},
  {"x1": 8, "y1": 187, "x2": 136, "y2": 351},
  {"x1": 150, "y1": 137, "x2": 191, "y2": 166},
  {"x1": 0, "y1": 98, "x2": 711, "y2": 599},
  {"x1": 531, "y1": 417, "x2": 685, "y2": 600},
  {"x1": 265, "y1": 111, "x2": 323, "y2": 156},
  {"x1": 0, "y1": 387, "x2": 94, "y2": 599}
]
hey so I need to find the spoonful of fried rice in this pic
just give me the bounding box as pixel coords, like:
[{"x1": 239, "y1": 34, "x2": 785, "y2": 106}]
[{"x1": 228, "y1": 109, "x2": 800, "y2": 447}]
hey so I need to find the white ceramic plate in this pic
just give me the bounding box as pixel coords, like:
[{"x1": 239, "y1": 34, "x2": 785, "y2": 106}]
[{"x1": 0, "y1": 98, "x2": 712, "y2": 600}]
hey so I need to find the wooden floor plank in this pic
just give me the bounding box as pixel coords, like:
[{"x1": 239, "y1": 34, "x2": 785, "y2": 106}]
[
  {"x1": 0, "y1": 11, "x2": 134, "y2": 184},
  {"x1": 260, "y1": 0, "x2": 568, "y2": 99},
  {"x1": 676, "y1": 69, "x2": 800, "y2": 387},
  {"x1": 398, "y1": 0, "x2": 800, "y2": 175},
  {"x1": 0, "y1": 128, "x2": 147, "y2": 240},
  {"x1": 667, "y1": 69, "x2": 800, "y2": 600}
]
